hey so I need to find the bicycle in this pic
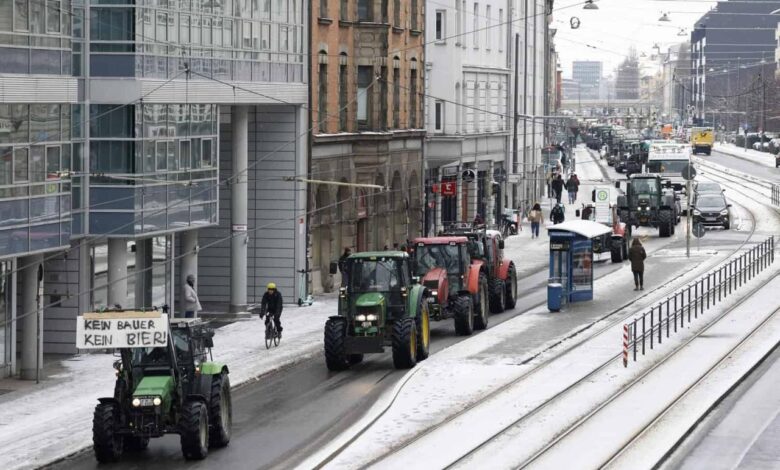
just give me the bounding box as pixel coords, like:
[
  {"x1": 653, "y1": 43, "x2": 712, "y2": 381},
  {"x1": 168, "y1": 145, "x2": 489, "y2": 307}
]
[{"x1": 264, "y1": 313, "x2": 281, "y2": 349}]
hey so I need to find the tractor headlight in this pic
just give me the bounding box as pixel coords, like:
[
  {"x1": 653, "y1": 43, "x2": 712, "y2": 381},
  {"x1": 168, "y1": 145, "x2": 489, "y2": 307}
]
[
  {"x1": 431, "y1": 290, "x2": 438, "y2": 298},
  {"x1": 153, "y1": 396, "x2": 162, "y2": 406},
  {"x1": 366, "y1": 314, "x2": 378, "y2": 321},
  {"x1": 356, "y1": 314, "x2": 367, "y2": 322},
  {"x1": 132, "y1": 398, "x2": 141, "y2": 407}
]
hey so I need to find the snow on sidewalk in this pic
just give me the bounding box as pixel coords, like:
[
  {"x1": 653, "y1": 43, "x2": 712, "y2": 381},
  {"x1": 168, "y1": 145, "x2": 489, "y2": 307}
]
[
  {"x1": 0, "y1": 296, "x2": 338, "y2": 470},
  {"x1": 713, "y1": 143, "x2": 777, "y2": 169}
]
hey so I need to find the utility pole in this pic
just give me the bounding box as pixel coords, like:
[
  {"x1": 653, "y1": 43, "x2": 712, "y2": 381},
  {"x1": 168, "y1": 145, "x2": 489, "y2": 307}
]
[
  {"x1": 513, "y1": 33, "x2": 519, "y2": 209},
  {"x1": 522, "y1": 0, "x2": 529, "y2": 207}
]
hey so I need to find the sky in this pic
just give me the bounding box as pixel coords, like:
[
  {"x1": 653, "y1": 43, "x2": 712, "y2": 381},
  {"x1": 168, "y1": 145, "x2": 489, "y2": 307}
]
[{"x1": 554, "y1": 0, "x2": 718, "y2": 78}]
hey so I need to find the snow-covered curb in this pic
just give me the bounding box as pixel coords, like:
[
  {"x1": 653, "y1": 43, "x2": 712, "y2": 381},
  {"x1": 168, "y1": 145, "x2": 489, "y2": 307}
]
[
  {"x1": 713, "y1": 143, "x2": 777, "y2": 168},
  {"x1": 0, "y1": 296, "x2": 338, "y2": 470}
]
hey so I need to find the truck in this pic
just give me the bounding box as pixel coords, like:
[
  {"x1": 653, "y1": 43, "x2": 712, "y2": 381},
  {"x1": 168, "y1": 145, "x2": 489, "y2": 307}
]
[
  {"x1": 690, "y1": 127, "x2": 714, "y2": 155},
  {"x1": 80, "y1": 312, "x2": 232, "y2": 462},
  {"x1": 411, "y1": 236, "x2": 489, "y2": 335},
  {"x1": 324, "y1": 251, "x2": 431, "y2": 370}
]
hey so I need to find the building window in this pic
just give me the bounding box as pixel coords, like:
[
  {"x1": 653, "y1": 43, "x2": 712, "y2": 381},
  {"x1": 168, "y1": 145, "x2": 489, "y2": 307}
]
[
  {"x1": 339, "y1": 56, "x2": 348, "y2": 131},
  {"x1": 411, "y1": 0, "x2": 418, "y2": 30},
  {"x1": 498, "y1": 9, "x2": 503, "y2": 52},
  {"x1": 340, "y1": 0, "x2": 347, "y2": 21},
  {"x1": 358, "y1": 0, "x2": 372, "y2": 21},
  {"x1": 319, "y1": 62, "x2": 328, "y2": 132},
  {"x1": 320, "y1": 0, "x2": 328, "y2": 18},
  {"x1": 472, "y1": 3, "x2": 478, "y2": 48},
  {"x1": 409, "y1": 64, "x2": 418, "y2": 128},
  {"x1": 485, "y1": 5, "x2": 491, "y2": 50},
  {"x1": 381, "y1": 0, "x2": 388, "y2": 23},
  {"x1": 46, "y1": 0, "x2": 61, "y2": 33},
  {"x1": 393, "y1": 0, "x2": 400, "y2": 26},
  {"x1": 393, "y1": 66, "x2": 400, "y2": 128},
  {"x1": 435, "y1": 10, "x2": 444, "y2": 41},
  {"x1": 434, "y1": 101, "x2": 443, "y2": 132},
  {"x1": 357, "y1": 65, "x2": 373, "y2": 126},
  {"x1": 380, "y1": 66, "x2": 388, "y2": 129},
  {"x1": 14, "y1": 148, "x2": 28, "y2": 182},
  {"x1": 13, "y1": 0, "x2": 28, "y2": 31}
]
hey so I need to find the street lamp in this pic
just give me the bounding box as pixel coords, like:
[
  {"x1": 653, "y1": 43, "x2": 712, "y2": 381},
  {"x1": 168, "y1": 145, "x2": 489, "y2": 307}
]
[
  {"x1": 583, "y1": 0, "x2": 599, "y2": 11},
  {"x1": 658, "y1": 12, "x2": 671, "y2": 22}
]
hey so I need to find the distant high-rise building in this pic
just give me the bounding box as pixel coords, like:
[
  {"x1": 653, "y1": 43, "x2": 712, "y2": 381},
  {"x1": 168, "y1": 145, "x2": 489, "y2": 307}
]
[
  {"x1": 616, "y1": 51, "x2": 640, "y2": 100},
  {"x1": 572, "y1": 61, "x2": 602, "y2": 100}
]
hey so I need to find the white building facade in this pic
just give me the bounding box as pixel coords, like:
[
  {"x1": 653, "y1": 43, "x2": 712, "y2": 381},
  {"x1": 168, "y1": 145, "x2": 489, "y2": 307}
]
[{"x1": 424, "y1": 0, "x2": 549, "y2": 232}]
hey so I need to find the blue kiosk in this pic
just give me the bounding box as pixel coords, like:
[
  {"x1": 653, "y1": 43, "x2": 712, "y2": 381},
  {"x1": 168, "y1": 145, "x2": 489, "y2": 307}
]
[{"x1": 547, "y1": 220, "x2": 612, "y2": 311}]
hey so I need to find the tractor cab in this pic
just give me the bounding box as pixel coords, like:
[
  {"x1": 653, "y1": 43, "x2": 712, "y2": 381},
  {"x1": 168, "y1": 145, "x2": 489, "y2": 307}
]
[
  {"x1": 346, "y1": 253, "x2": 412, "y2": 319},
  {"x1": 412, "y1": 237, "x2": 470, "y2": 297}
]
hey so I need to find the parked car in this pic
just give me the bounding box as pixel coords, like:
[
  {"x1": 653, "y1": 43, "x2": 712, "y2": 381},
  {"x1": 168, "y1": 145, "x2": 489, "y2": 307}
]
[{"x1": 692, "y1": 193, "x2": 731, "y2": 230}]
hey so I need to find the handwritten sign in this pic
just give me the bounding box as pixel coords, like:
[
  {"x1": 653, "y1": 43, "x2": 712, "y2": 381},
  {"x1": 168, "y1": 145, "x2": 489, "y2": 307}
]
[{"x1": 76, "y1": 312, "x2": 169, "y2": 349}]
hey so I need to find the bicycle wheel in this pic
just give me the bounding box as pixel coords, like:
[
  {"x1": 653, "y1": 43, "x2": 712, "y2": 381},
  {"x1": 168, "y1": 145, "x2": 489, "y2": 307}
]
[
  {"x1": 273, "y1": 329, "x2": 280, "y2": 347},
  {"x1": 265, "y1": 323, "x2": 273, "y2": 349}
]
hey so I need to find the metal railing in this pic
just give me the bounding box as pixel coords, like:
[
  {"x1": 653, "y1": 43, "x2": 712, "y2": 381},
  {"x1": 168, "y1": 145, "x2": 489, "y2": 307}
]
[
  {"x1": 623, "y1": 236, "x2": 775, "y2": 367},
  {"x1": 772, "y1": 184, "x2": 779, "y2": 207}
]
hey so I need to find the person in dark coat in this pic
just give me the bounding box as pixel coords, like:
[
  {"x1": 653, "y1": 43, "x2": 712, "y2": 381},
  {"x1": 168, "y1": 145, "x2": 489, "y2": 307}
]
[
  {"x1": 338, "y1": 247, "x2": 352, "y2": 286},
  {"x1": 550, "y1": 203, "x2": 565, "y2": 224},
  {"x1": 566, "y1": 173, "x2": 580, "y2": 204},
  {"x1": 260, "y1": 282, "x2": 284, "y2": 334},
  {"x1": 628, "y1": 238, "x2": 647, "y2": 290},
  {"x1": 551, "y1": 174, "x2": 564, "y2": 204}
]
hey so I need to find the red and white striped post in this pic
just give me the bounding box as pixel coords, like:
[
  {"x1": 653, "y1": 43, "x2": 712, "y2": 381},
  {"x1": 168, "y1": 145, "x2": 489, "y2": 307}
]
[{"x1": 623, "y1": 324, "x2": 629, "y2": 367}]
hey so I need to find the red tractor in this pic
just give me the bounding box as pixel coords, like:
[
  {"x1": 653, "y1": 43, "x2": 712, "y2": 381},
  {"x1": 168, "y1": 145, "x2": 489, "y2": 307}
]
[
  {"x1": 442, "y1": 224, "x2": 519, "y2": 315},
  {"x1": 411, "y1": 236, "x2": 488, "y2": 335}
]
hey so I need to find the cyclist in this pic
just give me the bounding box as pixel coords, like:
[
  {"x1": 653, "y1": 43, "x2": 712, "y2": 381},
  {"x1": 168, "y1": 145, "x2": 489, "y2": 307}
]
[{"x1": 260, "y1": 282, "x2": 284, "y2": 337}]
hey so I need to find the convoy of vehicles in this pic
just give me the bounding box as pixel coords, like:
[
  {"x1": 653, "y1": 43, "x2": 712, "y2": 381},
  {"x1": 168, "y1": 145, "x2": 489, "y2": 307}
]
[{"x1": 324, "y1": 251, "x2": 431, "y2": 371}]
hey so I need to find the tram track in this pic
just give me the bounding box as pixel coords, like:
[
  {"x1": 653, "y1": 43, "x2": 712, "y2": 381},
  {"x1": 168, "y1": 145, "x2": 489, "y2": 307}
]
[{"x1": 310, "y1": 148, "x2": 768, "y2": 470}]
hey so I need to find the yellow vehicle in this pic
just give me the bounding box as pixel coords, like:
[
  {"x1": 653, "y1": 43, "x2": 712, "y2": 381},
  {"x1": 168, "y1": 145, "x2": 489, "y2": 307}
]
[{"x1": 690, "y1": 127, "x2": 714, "y2": 155}]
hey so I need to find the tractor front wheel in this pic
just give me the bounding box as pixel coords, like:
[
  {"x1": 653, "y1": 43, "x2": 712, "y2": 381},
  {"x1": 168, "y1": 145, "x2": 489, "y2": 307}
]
[
  {"x1": 658, "y1": 210, "x2": 673, "y2": 238},
  {"x1": 392, "y1": 318, "x2": 418, "y2": 369},
  {"x1": 416, "y1": 297, "x2": 431, "y2": 361},
  {"x1": 208, "y1": 372, "x2": 232, "y2": 448},
  {"x1": 180, "y1": 400, "x2": 209, "y2": 460},
  {"x1": 93, "y1": 402, "x2": 123, "y2": 463},
  {"x1": 474, "y1": 274, "x2": 489, "y2": 330},
  {"x1": 452, "y1": 294, "x2": 474, "y2": 336},
  {"x1": 324, "y1": 318, "x2": 350, "y2": 371},
  {"x1": 504, "y1": 265, "x2": 518, "y2": 309},
  {"x1": 488, "y1": 278, "x2": 506, "y2": 314}
]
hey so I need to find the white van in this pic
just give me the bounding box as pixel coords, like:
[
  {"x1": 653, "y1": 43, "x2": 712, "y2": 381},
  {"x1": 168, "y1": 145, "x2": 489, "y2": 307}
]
[{"x1": 646, "y1": 143, "x2": 691, "y2": 191}]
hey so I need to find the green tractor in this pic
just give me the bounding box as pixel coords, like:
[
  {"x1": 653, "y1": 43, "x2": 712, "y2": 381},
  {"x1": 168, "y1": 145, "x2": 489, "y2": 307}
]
[
  {"x1": 88, "y1": 315, "x2": 232, "y2": 462},
  {"x1": 325, "y1": 251, "x2": 431, "y2": 370},
  {"x1": 616, "y1": 174, "x2": 679, "y2": 238}
]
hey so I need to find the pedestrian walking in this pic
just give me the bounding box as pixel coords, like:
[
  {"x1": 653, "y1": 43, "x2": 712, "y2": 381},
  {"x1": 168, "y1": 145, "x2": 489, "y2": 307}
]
[
  {"x1": 338, "y1": 247, "x2": 352, "y2": 287},
  {"x1": 551, "y1": 174, "x2": 564, "y2": 204},
  {"x1": 183, "y1": 274, "x2": 202, "y2": 318},
  {"x1": 628, "y1": 238, "x2": 647, "y2": 291},
  {"x1": 550, "y1": 203, "x2": 565, "y2": 224},
  {"x1": 528, "y1": 203, "x2": 543, "y2": 238},
  {"x1": 473, "y1": 213, "x2": 484, "y2": 226},
  {"x1": 566, "y1": 173, "x2": 580, "y2": 204}
]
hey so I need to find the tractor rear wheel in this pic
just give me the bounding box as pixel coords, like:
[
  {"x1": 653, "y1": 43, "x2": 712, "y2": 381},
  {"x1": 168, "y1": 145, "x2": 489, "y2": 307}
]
[
  {"x1": 452, "y1": 295, "x2": 474, "y2": 336},
  {"x1": 504, "y1": 264, "x2": 518, "y2": 309},
  {"x1": 658, "y1": 210, "x2": 673, "y2": 238},
  {"x1": 208, "y1": 372, "x2": 232, "y2": 448},
  {"x1": 392, "y1": 318, "x2": 418, "y2": 369},
  {"x1": 93, "y1": 402, "x2": 123, "y2": 463},
  {"x1": 415, "y1": 297, "x2": 431, "y2": 361},
  {"x1": 180, "y1": 400, "x2": 209, "y2": 460},
  {"x1": 488, "y1": 278, "x2": 506, "y2": 313},
  {"x1": 474, "y1": 273, "x2": 489, "y2": 330},
  {"x1": 324, "y1": 318, "x2": 350, "y2": 371}
]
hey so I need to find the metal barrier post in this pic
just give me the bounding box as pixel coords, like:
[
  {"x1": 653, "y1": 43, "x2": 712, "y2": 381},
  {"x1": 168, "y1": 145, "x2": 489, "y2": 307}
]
[
  {"x1": 729, "y1": 260, "x2": 733, "y2": 295},
  {"x1": 642, "y1": 315, "x2": 646, "y2": 355},
  {"x1": 623, "y1": 323, "x2": 629, "y2": 367},
  {"x1": 707, "y1": 274, "x2": 711, "y2": 309},
  {"x1": 674, "y1": 294, "x2": 678, "y2": 329},
  {"x1": 718, "y1": 267, "x2": 722, "y2": 303},
  {"x1": 650, "y1": 310, "x2": 654, "y2": 349},
  {"x1": 687, "y1": 285, "x2": 691, "y2": 323},
  {"x1": 633, "y1": 319, "x2": 637, "y2": 362},
  {"x1": 694, "y1": 280, "x2": 699, "y2": 318},
  {"x1": 658, "y1": 305, "x2": 662, "y2": 344}
]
